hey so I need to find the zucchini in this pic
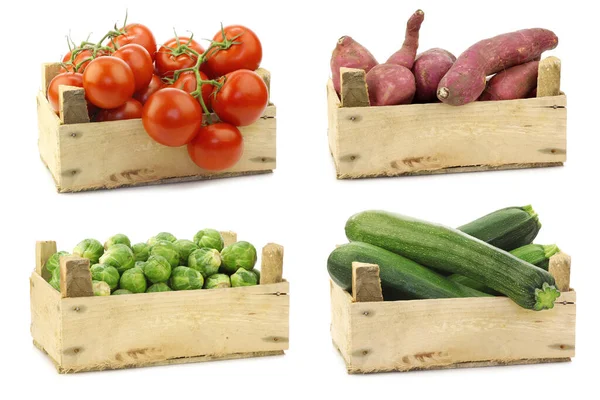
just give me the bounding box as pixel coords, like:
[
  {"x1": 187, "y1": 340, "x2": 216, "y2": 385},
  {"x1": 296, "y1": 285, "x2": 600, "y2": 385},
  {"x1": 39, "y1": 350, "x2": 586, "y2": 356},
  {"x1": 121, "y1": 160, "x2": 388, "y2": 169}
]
[
  {"x1": 458, "y1": 205, "x2": 541, "y2": 251},
  {"x1": 448, "y1": 243, "x2": 561, "y2": 295},
  {"x1": 345, "y1": 211, "x2": 560, "y2": 310},
  {"x1": 328, "y1": 242, "x2": 491, "y2": 300}
]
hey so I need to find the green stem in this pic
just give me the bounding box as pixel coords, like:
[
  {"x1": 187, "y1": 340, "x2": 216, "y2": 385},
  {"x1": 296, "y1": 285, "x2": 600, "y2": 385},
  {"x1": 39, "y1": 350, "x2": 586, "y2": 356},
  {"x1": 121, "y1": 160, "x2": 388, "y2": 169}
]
[{"x1": 533, "y1": 282, "x2": 561, "y2": 311}]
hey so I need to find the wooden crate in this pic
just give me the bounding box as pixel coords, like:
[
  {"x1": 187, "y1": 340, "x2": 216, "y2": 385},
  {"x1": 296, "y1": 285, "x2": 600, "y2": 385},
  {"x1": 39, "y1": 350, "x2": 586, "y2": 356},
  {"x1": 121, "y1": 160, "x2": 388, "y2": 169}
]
[
  {"x1": 327, "y1": 57, "x2": 566, "y2": 178},
  {"x1": 38, "y1": 63, "x2": 276, "y2": 192},
  {"x1": 30, "y1": 233, "x2": 289, "y2": 373},
  {"x1": 330, "y1": 253, "x2": 575, "y2": 373}
]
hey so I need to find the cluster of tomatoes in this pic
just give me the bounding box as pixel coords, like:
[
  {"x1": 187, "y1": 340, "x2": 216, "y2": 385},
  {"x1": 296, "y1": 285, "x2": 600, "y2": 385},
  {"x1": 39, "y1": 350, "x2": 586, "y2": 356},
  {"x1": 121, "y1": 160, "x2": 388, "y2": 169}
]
[{"x1": 47, "y1": 19, "x2": 268, "y2": 171}]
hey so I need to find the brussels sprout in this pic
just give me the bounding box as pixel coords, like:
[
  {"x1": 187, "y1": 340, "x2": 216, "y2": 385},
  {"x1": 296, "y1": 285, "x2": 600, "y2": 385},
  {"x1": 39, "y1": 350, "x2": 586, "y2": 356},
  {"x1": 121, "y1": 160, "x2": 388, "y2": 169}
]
[
  {"x1": 44, "y1": 251, "x2": 70, "y2": 273},
  {"x1": 149, "y1": 241, "x2": 180, "y2": 268},
  {"x1": 99, "y1": 244, "x2": 135, "y2": 274},
  {"x1": 220, "y1": 241, "x2": 257, "y2": 275},
  {"x1": 135, "y1": 261, "x2": 147, "y2": 272},
  {"x1": 174, "y1": 239, "x2": 199, "y2": 266},
  {"x1": 193, "y1": 229, "x2": 224, "y2": 251},
  {"x1": 144, "y1": 255, "x2": 172, "y2": 284},
  {"x1": 252, "y1": 268, "x2": 261, "y2": 284},
  {"x1": 132, "y1": 242, "x2": 150, "y2": 262},
  {"x1": 230, "y1": 268, "x2": 258, "y2": 287},
  {"x1": 92, "y1": 280, "x2": 111, "y2": 296},
  {"x1": 204, "y1": 274, "x2": 231, "y2": 289},
  {"x1": 147, "y1": 232, "x2": 177, "y2": 247},
  {"x1": 90, "y1": 264, "x2": 120, "y2": 291},
  {"x1": 104, "y1": 234, "x2": 131, "y2": 250},
  {"x1": 146, "y1": 283, "x2": 172, "y2": 293},
  {"x1": 112, "y1": 289, "x2": 133, "y2": 295},
  {"x1": 73, "y1": 239, "x2": 104, "y2": 264},
  {"x1": 188, "y1": 248, "x2": 221, "y2": 278},
  {"x1": 169, "y1": 267, "x2": 204, "y2": 291},
  {"x1": 119, "y1": 267, "x2": 147, "y2": 293},
  {"x1": 48, "y1": 267, "x2": 61, "y2": 291}
]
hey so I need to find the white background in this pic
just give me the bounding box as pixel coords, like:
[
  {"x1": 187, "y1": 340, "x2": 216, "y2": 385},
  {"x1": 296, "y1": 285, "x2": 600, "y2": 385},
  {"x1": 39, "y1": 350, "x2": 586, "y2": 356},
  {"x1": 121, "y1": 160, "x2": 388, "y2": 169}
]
[{"x1": 0, "y1": 0, "x2": 597, "y2": 398}]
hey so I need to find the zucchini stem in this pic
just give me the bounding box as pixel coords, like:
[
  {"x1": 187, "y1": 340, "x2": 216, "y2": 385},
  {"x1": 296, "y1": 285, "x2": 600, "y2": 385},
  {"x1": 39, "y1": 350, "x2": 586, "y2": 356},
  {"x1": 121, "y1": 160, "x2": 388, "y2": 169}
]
[
  {"x1": 543, "y1": 244, "x2": 560, "y2": 259},
  {"x1": 522, "y1": 205, "x2": 542, "y2": 229},
  {"x1": 533, "y1": 282, "x2": 560, "y2": 310}
]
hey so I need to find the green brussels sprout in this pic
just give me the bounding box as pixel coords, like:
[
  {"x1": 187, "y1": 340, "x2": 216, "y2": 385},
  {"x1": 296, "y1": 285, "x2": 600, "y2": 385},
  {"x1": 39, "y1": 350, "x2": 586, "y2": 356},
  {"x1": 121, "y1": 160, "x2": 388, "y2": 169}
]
[
  {"x1": 169, "y1": 267, "x2": 204, "y2": 291},
  {"x1": 135, "y1": 261, "x2": 147, "y2": 272},
  {"x1": 92, "y1": 280, "x2": 111, "y2": 296},
  {"x1": 149, "y1": 241, "x2": 180, "y2": 268},
  {"x1": 144, "y1": 255, "x2": 172, "y2": 284},
  {"x1": 132, "y1": 242, "x2": 150, "y2": 262},
  {"x1": 90, "y1": 264, "x2": 120, "y2": 291},
  {"x1": 174, "y1": 239, "x2": 199, "y2": 266},
  {"x1": 44, "y1": 251, "x2": 70, "y2": 273},
  {"x1": 220, "y1": 241, "x2": 257, "y2": 275},
  {"x1": 188, "y1": 248, "x2": 221, "y2": 278},
  {"x1": 104, "y1": 234, "x2": 131, "y2": 250},
  {"x1": 146, "y1": 283, "x2": 172, "y2": 293},
  {"x1": 99, "y1": 244, "x2": 135, "y2": 274},
  {"x1": 204, "y1": 274, "x2": 231, "y2": 289},
  {"x1": 147, "y1": 232, "x2": 177, "y2": 247},
  {"x1": 112, "y1": 289, "x2": 133, "y2": 295},
  {"x1": 73, "y1": 239, "x2": 104, "y2": 264},
  {"x1": 48, "y1": 267, "x2": 61, "y2": 291},
  {"x1": 231, "y1": 268, "x2": 258, "y2": 287},
  {"x1": 119, "y1": 267, "x2": 147, "y2": 293},
  {"x1": 252, "y1": 268, "x2": 261, "y2": 284},
  {"x1": 193, "y1": 229, "x2": 224, "y2": 251}
]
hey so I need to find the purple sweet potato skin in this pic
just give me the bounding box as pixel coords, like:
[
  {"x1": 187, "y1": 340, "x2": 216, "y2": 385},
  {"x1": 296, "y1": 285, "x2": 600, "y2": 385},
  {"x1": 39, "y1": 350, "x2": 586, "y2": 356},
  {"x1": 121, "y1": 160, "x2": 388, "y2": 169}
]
[
  {"x1": 480, "y1": 61, "x2": 539, "y2": 101},
  {"x1": 386, "y1": 10, "x2": 425, "y2": 69},
  {"x1": 437, "y1": 28, "x2": 558, "y2": 106},
  {"x1": 366, "y1": 64, "x2": 416, "y2": 106},
  {"x1": 412, "y1": 48, "x2": 456, "y2": 103},
  {"x1": 331, "y1": 36, "x2": 378, "y2": 93}
]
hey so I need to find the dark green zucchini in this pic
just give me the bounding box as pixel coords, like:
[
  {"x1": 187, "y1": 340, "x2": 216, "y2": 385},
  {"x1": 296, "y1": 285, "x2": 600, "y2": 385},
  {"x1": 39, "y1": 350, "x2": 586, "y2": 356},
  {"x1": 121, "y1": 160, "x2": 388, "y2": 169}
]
[
  {"x1": 345, "y1": 211, "x2": 560, "y2": 310},
  {"x1": 328, "y1": 242, "x2": 491, "y2": 300},
  {"x1": 458, "y1": 205, "x2": 541, "y2": 251}
]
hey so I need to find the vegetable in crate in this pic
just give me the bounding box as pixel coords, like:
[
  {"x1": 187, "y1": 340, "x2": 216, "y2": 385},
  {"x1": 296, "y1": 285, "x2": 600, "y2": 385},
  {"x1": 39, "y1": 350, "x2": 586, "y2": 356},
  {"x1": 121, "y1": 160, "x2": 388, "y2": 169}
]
[
  {"x1": 149, "y1": 240, "x2": 180, "y2": 268},
  {"x1": 203, "y1": 25, "x2": 263, "y2": 78},
  {"x1": 143, "y1": 255, "x2": 172, "y2": 284},
  {"x1": 412, "y1": 48, "x2": 456, "y2": 103},
  {"x1": 135, "y1": 261, "x2": 147, "y2": 271},
  {"x1": 49, "y1": 268, "x2": 61, "y2": 291},
  {"x1": 193, "y1": 229, "x2": 224, "y2": 252},
  {"x1": 99, "y1": 244, "x2": 135, "y2": 274},
  {"x1": 386, "y1": 9, "x2": 425, "y2": 69},
  {"x1": 83, "y1": 57, "x2": 136, "y2": 109},
  {"x1": 73, "y1": 239, "x2": 104, "y2": 265},
  {"x1": 146, "y1": 283, "x2": 172, "y2": 293},
  {"x1": 174, "y1": 239, "x2": 199, "y2": 266},
  {"x1": 437, "y1": 28, "x2": 558, "y2": 105},
  {"x1": 104, "y1": 234, "x2": 131, "y2": 250},
  {"x1": 189, "y1": 248, "x2": 221, "y2": 278},
  {"x1": 92, "y1": 280, "x2": 111, "y2": 296},
  {"x1": 366, "y1": 64, "x2": 416, "y2": 106},
  {"x1": 90, "y1": 264, "x2": 120, "y2": 291},
  {"x1": 211, "y1": 70, "x2": 269, "y2": 127},
  {"x1": 205, "y1": 274, "x2": 232, "y2": 289},
  {"x1": 220, "y1": 241, "x2": 257, "y2": 275},
  {"x1": 231, "y1": 268, "x2": 258, "y2": 287},
  {"x1": 132, "y1": 242, "x2": 150, "y2": 262},
  {"x1": 170, "y1": 266, "x2": 204, "y2": 291},
  {"x1": 330, "y1": 36, "x2": 378, "y2": 93},
  {"x1": 252, "y1": 269, "x2": 261, "y2": 283},
  {"x1": 119, "y1": 267, "x2": 147, "y2": 293},
  {"x1": 44, "y1": 251, "x2": 70, "y2": 273},
  {"x1": 480, "y1": 61, "x2": 539, "y2": 101},
  {"x1": 345, "y1": 210, "x2": 560, "y2": 310},
  {"x1": 112, "y1": 289, "x2": 133, "y2": 295},
  {"x1": 188, "y1": 123, "x2": 244, "y2": 171},
  {"x1": 47, "y1": 72, "x2": 84, "y2": 113},
  {"x1": 147, "y1": 232, "x2": 177, "y2": 247}
]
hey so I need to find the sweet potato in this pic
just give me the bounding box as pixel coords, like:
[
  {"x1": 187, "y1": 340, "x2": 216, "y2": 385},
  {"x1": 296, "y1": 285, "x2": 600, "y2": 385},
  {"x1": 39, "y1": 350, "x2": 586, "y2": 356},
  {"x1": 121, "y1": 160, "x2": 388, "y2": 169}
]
[
  {"x1": 412, "y1": 48, "x2": 456, "y2": 103},
  {"x1": 331, "y1": 36, "x2": 378, "y2": 93},
  {"x1": 480, "y1": 61, "x2": 539, "y2": 101},
  {"x1": 386, "y1": 9, "x2": 425, "y2": 69},
  {"x1": 366, "y1": 64, "x2": 416, "y2": 106},
  {"x1": 437, "y1": 28, "x2": 558, "y2": 106}
]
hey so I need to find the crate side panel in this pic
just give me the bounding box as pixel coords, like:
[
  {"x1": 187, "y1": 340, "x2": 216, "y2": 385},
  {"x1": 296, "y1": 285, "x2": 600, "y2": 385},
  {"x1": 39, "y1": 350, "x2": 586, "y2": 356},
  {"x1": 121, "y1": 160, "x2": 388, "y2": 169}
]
[
  {"x1": 30, "y1": 273, "x2": 63, "y2": 365},
  {"x1": 330, "y1": 281, "x2": 353, "y2": 367},
  {"x1": 335, "y1": 96, "x2": 566, "y2": 177},
  {"x1": 327, "y1": 80, "x2": 341, "y2": 161},
  {"x1": 59, "y1": 282, "x2": 289, "y2": 372},
  {"x1": 346, "y1": 293, "x2": 575, "y2": 373},
  {"x1": 37, "y1": 92, "x2": 61, "y2": 184},
  {"x1": 56, "y1": 108, "x2": 276, "y2": 192}
]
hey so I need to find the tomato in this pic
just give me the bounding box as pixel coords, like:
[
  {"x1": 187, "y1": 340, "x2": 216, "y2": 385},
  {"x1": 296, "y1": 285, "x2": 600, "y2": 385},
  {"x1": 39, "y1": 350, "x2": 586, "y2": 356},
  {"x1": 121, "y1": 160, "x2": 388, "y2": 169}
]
[
  {"x1": 111, "y1": 23, "x2": 157, "y2": 60},
  {"x1": 155, "y1": 36, "x2": 205, "y2": 78},
  {"x1": 204, "y1": 25, "x2": 262, "y2": 78},
  {"x1": 60, "y1": 49, "x2": 107, "y2": 73},
  {"x1": 169, "y1": 71, "x2": 213, "y2": 109},
  {"x1": 134, "y1": 74, "x2": 165, "y2": 105},
  {"x1": 47, "y1": 72, "x2": 84, "y2": 112},
  {"x1": 113, "y1": 44, "x2": 153, "y2": 92},
  {"x1": 142, "y1": 88, "x2": 202, "y2": 147},
  {"x1": 187, "y1": 123, "x2": 243, "y2": 171},
  {"x1": 83, "y1": 56, "x2": 135, "y2": 109},
  {"x1": 95, "y1": 98, "x2": 143, "y2": 122},
  {"x1": 211, "y1": 70, "x2": 268, "y2": 126}
]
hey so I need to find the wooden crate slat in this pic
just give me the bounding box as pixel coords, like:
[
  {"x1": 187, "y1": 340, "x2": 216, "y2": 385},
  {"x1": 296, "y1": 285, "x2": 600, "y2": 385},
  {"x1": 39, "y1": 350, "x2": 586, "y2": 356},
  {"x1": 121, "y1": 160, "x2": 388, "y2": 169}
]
[{"x1": 30, "y1": 273, "x2": 63, "y2": 366}]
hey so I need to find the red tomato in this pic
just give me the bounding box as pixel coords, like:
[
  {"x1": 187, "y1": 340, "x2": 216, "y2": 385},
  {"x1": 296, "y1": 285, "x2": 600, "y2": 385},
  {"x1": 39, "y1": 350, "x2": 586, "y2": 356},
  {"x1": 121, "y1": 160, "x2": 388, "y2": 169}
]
[
  {"x1": 169, "y1": 71, "x2": 213, "y2": 109},
  {"x1": 61, "y1": 49, "x2": 107, "y2": 72},
  {"x1": 204, "y1": 25, "x2": 262, "y2": 78},
  {"x1": 187, "y1": 123, "x2": 243, "y2": 171},
  {"x1": 211, "y1": 70, "x2": 268, "y2": 126},
  {"x1": 134, "y1": 74, "x2": 165, "y2": 105},
  {"x1": 95, "y1": 98, "x2": 143, "y2": 122},
  {"x1": 111, "y1": 23, "x2": 157, "y2": 60},
  {"x1": 47, "y1": 72, "x2": 84, "y2": 112},
  {"x1": 142, "y1": 88, "x2": 202, "y2": 147},
  {"x1": 155, "y1": 37, "x2": 205, "y2": 78},
  {"x1": 83, "y1": 57, "x2": 135, "y2": 109},
  {"x1": 113, "y1": 44, "x2": 153, "y2": 92}
]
